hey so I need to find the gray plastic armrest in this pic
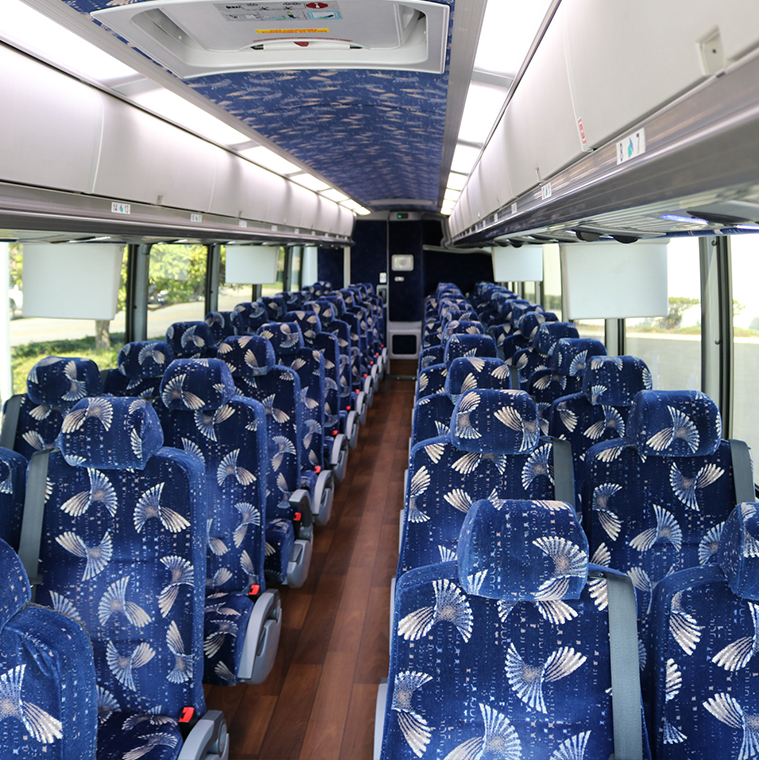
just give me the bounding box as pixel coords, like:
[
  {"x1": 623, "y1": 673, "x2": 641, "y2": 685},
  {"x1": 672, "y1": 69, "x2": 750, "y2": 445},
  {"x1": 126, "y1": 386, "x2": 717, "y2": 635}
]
[
  {"x1": 288, "y1": 489, "x2": 312, "y2": 535},
  {"x1": 330, "y1": 433, "x2": 347, "y2": 467},
  {"x1": 178, "y1": 710, "x2": 228, "y2": 760},
  {"x1": 373, "y1": 679, "x2": 389, "y2": 760},
  {"x1": 238, "y1": 589, "x2": 281, "y2": 683}
]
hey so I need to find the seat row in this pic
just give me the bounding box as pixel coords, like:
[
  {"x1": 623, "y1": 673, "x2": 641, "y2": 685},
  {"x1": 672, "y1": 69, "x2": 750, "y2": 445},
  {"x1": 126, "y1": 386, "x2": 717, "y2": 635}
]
[
  {"x1": 0, "y1": 279, "x2": 384, "y2": 758},
  {"x1": 375, "y1": 281, "x2": 758, "y2": 760}
]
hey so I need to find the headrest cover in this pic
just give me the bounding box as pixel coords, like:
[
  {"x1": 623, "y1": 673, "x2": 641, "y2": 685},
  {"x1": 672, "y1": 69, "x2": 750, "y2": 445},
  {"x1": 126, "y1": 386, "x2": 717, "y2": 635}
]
[
  {"x1": 217, "y1": 335, "x2": 275, "y2": 377},
  {"x1": 718, "y1": 504, "x2": 759, "y2": 600},
  {"x1": 323, "y1": 294, "x2": 346, "y2": 318},
  {"x1": 261, "y1": 295, "x2": 286, "y2": 320},
  {"x1": 233, "y1": 301, "x2": 267, "y2": 327},
  {"x1": 627, "y1": 390, "x2": 722, "y2": 457},
  {"x1": 166, "y1": 322, "x2": 216, "y2": 356},
  {"x1": 310, "y1": 299, "x2": 336, "y2": 325},
  {"x1": 444, "y1": 334, "x2": 498, "y2": 366},
  {"x1": 533, "y1": 322, "x2": 580, "y2": 356},
  {"x1": 27, "y1": 357, "x2": 103, "y2": 407},
  {"x1": 582, "y1": 355, "x2": 653, "y2": 407},
  {"x1": 118, "y1": 341, "x2": 175, "y2": 379},
  {"x1": 205, "y1": 311, "x2": 238, "y2": 341},
  {"x1": 442, "y1": 309, "x2": 477, "y2": 324},
  {"x1": 451, "y1": 389, "x2": 539, "y2": 454},
  {"x1": 283, "y1": 311, "x2": 322, "y2": 343},
  {"x1": 442, "y1": 320, "x2": 484, "y2": 340},
  {"x1": 160, "y1": 358, "x2": 235, "y2": 412},
  {"x1": 519, "y1": 311, "x2": 558, "y2": 340},
  {"x1": 61, "y1": 396, "x2": 164, "y2": 470},
  {"x1": 551, "y1": 338, "x2": 607, "y2": 376},
  {"x1": 282, "y1": 291, "x2": 304, "y2": 309},
  {"x1": 258, "y1": 322, "x2": 304, "y2": 355},
  {"x1": 0, "y1": 538, "x2": 30, "y2": 628},
  {"x1": 445, "y1": 357, "x2": 511, "y2": 403},
  {"x1": 458, "y1": 499, "x2": 589, "y2": 601}
]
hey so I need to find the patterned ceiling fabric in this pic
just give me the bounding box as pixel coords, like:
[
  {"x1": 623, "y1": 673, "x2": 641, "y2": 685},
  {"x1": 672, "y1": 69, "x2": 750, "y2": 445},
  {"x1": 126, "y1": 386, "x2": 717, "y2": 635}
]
[{"x1": 63, "y1": 0, "x2": 456, "y2": 209}]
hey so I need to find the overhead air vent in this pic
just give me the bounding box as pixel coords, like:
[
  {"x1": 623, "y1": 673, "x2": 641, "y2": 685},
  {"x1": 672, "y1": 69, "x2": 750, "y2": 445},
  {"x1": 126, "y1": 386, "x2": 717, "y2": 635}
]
[{"x1": 93, "y1": 0, "x2": 449, "y2": 77}]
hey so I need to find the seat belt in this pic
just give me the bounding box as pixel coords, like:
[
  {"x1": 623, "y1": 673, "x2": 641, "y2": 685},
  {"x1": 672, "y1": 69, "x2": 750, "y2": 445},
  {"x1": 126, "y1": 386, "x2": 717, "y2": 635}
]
[
  {"x1": 551, "y1": 438, "x2": 575, "y2": 509},
  {"x1": 729, "y1": 439, "x2": 756, "y2": 504},
  {"x1": 604, "y1": 571, "x2": 644, "y2": 760},
  {"x1": 18, "y1": 449, "x2": 53, "y2": 596},
  {"x1": 0, "y1": 394, "x2": 22, "y2": 450}
]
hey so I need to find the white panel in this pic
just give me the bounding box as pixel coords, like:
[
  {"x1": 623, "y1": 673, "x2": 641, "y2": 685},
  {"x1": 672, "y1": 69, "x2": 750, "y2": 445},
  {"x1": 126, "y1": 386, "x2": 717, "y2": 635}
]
[
  {"x1": 560, "y1": 240, "x2": 669, "y2": 320},
  {"x1": 225, "y1": 245, "x2": 279, "y2": 284},
  {"x1": 563, "y1": 0, "x2": 759, "y2": 151},
  {"x1": 478, "y1": 118, "x2": 512, "y2": 219},
  {"x1": 94, "y1": 97, "x2": 217, "y2": 210},
  {"x1": 336, "y1": 207, "x2": 355, "y2": 237},
  {"x1": 264, "y1": 176, "x2": 294, "y2": 226},
  {"x1": 23, "y1": 244, "x2": 123, "y2": 319},
  {"x1": 466, "y1": 165, "x2": 486, "y2": 225},
  {"x1": 317, "y1": 197, "x2": 340, "y2": 234},
  {"x1": 0, "y1": 47, "x2": 102, "y2": 193},
  {"x1": 289, "y1": 184, "x2": 319, "y2": 229},
  {"x1": 492, "y1": 246, "x2": 544, "y2": 282}
]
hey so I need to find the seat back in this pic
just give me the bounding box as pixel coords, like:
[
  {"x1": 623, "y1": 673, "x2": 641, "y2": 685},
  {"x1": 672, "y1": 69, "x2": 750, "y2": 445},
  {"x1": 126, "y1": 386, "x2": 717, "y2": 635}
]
[
  {"x1": 510, "y1": 319, "x2": 577, "y2": 390},
  {"x1": 104, "y1": 340, "x2": 175, "y2": 398},
  {"x1": 383, "y1": 498, "x2": 649, "y2": 759},
  {"x1": 166, "y1": 321, "x2": 217, "y2": 358},
  {"x1": 0, "y1": 538, "x2": 97, "y2": 758},
  {"x1": 233, "y1": 301, "x2": 269, "y2": 333},
  {"x1": 0, "y1": 447, "x2": 26, "y2": 550},
  {"x1": 38, "y1": 396, "x2": 207, "y2": 732},
  {"x1": 399, "y1": 389, "x2": 566, "y2": 576},
  {"x1": 2, "y1": 357, "x2": 103, "y2": 460},
  {"x1": 205, "y1": 310, "x2": 240, "y2": 342}
]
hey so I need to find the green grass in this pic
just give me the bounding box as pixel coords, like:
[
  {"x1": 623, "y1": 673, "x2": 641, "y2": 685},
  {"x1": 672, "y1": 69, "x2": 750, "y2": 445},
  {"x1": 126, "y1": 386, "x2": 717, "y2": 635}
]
[{"x1": 11, "y1": 335, "x2": 124, "y2": 394}]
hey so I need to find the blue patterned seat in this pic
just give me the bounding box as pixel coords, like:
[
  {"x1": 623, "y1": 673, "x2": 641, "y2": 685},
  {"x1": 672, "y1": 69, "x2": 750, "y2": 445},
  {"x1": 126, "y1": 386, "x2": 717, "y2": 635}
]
[
  {"x1": 36, "y1": 395, "x2": 227, "y2": 759},
  {"x1": 410, "y1": 357, "x2": 511, "y2": 450},
  {"x1": 649, "y1": 503, "x2": 759, "y2": 759},
  {"x1": 166, "y1": 321, "x2": 217, "y2": 359},
  {"x1": 1, "y1": 356, "x2": 103, "y2": 460},
  {"x1": 529, "y1": 337, "x2": 608, "y2": 434},
  {"x1": 548, "y1": 355, "x2": 653, "y2": 509},
  {"x1": 582, "y1": 390, "x2": 748, "y2": 672},
  {"x1": 103, "y1": 340, "x2": 175, "y2": 399},
  {"x1": 380, "y1": 497, "x2": 651, "y2": 760},
  {"x1": 0, "y1": 447, "x2": 26, "y2": 550},
  {"x1": 0, "y1": 537, "x2": 97, "y2": 758},
  {"x1": 156, "y1": 359, "x2": 282, "y2": 685},
  {"x1": 205, "y1": 310, "x2": 240, "y2": 342},
  {"x1": 261, "y1": 295, "x2": 286, "y2": 321},
  {"x1": 260, "y1": 321, "x2": 334, "y2": 526},
  {"x1": 232, "y1": 301, "x2": 269, "y2": 333},
  {"x1": 510, "y1": 319, "x2": 577, "y2": 390},
  {"x1": 217, "y1": 335, "x2": 312, "y2": 587},
  {"x1": 399, "y1": 389, "x2": 571, "y2": 579}
]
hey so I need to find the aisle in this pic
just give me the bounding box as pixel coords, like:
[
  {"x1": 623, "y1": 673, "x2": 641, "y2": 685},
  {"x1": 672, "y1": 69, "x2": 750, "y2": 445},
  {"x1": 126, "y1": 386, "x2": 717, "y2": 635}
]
[{"x1": 204, "y1": 376, "x2": 414, "y2": 760}]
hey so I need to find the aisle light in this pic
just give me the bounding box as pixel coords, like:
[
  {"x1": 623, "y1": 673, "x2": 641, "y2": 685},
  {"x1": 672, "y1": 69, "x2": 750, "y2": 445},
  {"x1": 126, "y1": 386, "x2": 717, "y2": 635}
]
[
  {"x1": 444, "y1": 188, "x2": 461, "y2": 202},
  {"x1": 340, "y1": 200, "x2": 361, "y2": 211},
  {"x1": 446, "y1": 172, "x2": 468, "y2": 192},
  {"x1": 474, "y1": 0, "x2": 553, "y2": 77},
  {"x1": 457, "y1": 82, "x2": 508, "y2": 145},
  {"x1": 354, "y1": 206, "x2": 371, "y2": 216},
  {"x1": 321, "y1": 189, "x2": 349, "y2": 202},
  {"x1": 451, "y1": 144, "x2": 482, "y2": 175},
  {"x1": 2, "y1": 0, "x2": 138, "y2": 83},
  {"x1": 237, "y1": 146, "x2": 302, "y2": 175},
  {"x1": 290, "y1": 173, "x2": 330, "y2": 192}
]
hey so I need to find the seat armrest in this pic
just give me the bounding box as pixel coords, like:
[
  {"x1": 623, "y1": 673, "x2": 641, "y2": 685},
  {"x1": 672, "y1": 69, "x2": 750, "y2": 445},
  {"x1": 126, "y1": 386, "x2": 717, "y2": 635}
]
[
  {"x1": 288, "y1": 489, "x2": 313, "y2": 537},
  {"x1": 373, "y1": 679, "x2": 389, "y2": 760},
  {"x1": 238, "y1": 589, "x2": 281, "y2": 683},
  {"x1": 178, "y1": 710, "x2": 228, "y2": 760}
]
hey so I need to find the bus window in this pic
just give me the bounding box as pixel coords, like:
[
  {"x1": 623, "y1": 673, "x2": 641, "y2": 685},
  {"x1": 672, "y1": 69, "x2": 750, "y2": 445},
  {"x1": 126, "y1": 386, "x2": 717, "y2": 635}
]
[
  {"x1": 730, "y1": 234, "x2": 759, "y2": 460},
  {"x1": 573, "y1": 318, "x2": 604, "y2": 339},
  {"x1": 625, "y1": 237, "x2": 701, "y2": 391}
]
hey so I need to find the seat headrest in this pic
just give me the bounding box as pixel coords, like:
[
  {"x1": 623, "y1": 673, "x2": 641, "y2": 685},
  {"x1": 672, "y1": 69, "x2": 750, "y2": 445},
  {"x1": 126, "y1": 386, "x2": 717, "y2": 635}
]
[
  {"x1": 582, "y1": 355, "x2": 653, "y2": 407},
  {"x1": 160, "y1": 358, "x2": 236, "y2": 412},
  {"x1": 233, "y1": 301, "x2": 268, "y2": 327},
  {"x1": 445, "y1": 357, "x2": 511, "y2": 403},
  {"x1": 166, "y1": 321, "x2": 216, "y2": 357},
  {"x1": 441, "y1": 309, "x2": 477, "y2": 324},
  {"x1": 118, "y1": 341, "x2": 175, "y2": 380},
  {"x1": 61, "y1": 396, "x2": 164, "y2": 470},
  {"x1": 0, "y1": 538, "x2": 30, "y2": 629},
  {"x1": 309, "y1": 299, "x2": 336, "y2": 325},
  {"x1": 442, "y1": 320, "x2": 484, "y2": 340},
  {"x1": 27, "y1": 357, "x2": 103, "y2": 407},
  {"x1": 261, "y1": 295, "x2": 286, "y2": 320},
  {"x1": 519, "y1": 311, "x2": 558, "y2": 340},
  {"x1": 457, "y1": 499, "x2": 589, "y2": 601},
  {"x1": 282, "y1": 290, "x2": 305, "y2": 309},
  {"x1": 550, "y1": 338, "x2": 607, "y2": 376},
  {"x1": 718, "y1": 504, "x2": 759, "y2": 600},
  {"x1": 451, "y1": 389, "x2": 539, "y2": 454},
  {"x1": 283, "y1": 311, "x2": 322, "y2": 343},
  {"x1": 444, "y1": 334, "x2": 498, "y2": 366},
  {"x1": 205, "y1": 311, "x2": 239, "y2": 341},
  {"x1": 218, "y1": 335, "x2": 276, "y2": 377},
  {"x1": 323, "y1": 293, "x2": 346, "y2": 318},
  {"x1": 627, "y1": 390, "x2": 722, "y2": 457},
  {"x1": 533, "y1": 322, "x2": 580, "y2": 356},
  {"x1": 258, "y1": 321, "x2": 305, "y2": 355}
]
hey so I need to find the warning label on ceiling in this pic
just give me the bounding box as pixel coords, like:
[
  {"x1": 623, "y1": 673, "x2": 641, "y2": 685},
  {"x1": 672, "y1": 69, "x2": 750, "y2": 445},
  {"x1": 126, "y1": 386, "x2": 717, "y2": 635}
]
[{"x1": 216, "y1": 1, "x2": 341, "y2": 22}]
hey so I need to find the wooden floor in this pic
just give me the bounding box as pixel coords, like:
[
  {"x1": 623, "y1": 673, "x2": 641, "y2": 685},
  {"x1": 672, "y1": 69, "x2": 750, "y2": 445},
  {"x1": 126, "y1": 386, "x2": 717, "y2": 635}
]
[{"x1": 205, "y1": 375, "x2": 414, "y2": 760}]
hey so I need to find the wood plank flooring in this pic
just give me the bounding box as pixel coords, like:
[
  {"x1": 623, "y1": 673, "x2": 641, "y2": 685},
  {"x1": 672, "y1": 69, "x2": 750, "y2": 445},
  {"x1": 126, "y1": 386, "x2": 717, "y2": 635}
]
[{"x1": 205, "y1": 375, "x2": 414, "y2": 760}]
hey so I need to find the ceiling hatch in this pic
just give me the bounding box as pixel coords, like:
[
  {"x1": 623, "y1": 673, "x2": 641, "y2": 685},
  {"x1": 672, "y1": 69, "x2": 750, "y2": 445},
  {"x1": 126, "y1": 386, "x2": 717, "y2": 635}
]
[{"x1": 93, "y1": 0, "x2": 449, "y2": 77}]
